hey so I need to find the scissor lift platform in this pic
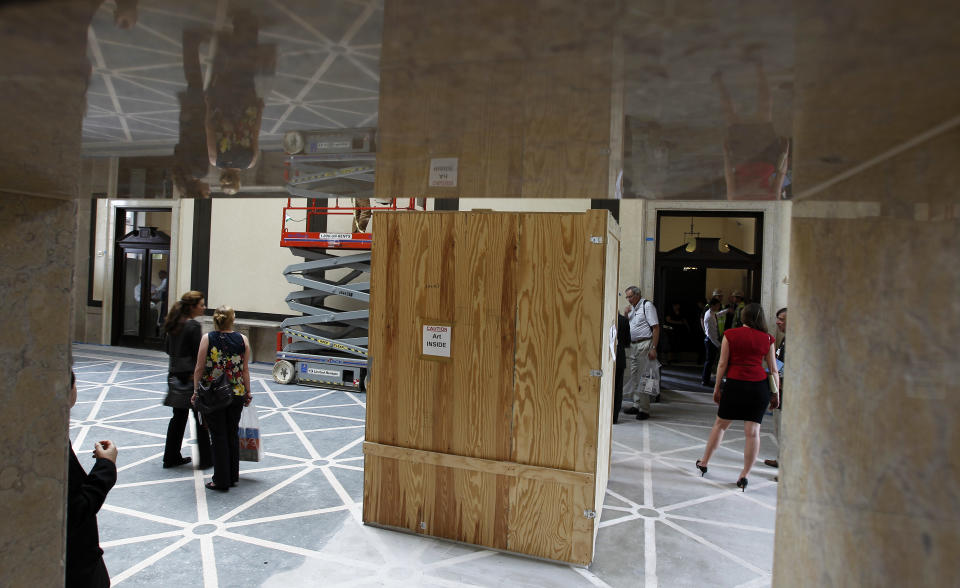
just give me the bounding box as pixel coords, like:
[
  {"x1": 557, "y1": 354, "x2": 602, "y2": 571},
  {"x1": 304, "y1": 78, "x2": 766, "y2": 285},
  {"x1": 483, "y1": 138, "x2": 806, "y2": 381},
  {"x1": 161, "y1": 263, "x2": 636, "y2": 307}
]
[{"x1": 272, "y1": 151, "x2": 419, "y2": 390}]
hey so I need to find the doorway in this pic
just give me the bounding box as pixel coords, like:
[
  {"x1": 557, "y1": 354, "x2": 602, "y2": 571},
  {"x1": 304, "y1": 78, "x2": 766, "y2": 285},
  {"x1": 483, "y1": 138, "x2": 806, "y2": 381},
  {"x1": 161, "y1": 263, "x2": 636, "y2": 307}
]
[
  {"x1": 112, "y1": 209, "x2": 172, "y2": 349},
  {"x1": 654, "y1": 211, "x2": 763, "y2": 361}
]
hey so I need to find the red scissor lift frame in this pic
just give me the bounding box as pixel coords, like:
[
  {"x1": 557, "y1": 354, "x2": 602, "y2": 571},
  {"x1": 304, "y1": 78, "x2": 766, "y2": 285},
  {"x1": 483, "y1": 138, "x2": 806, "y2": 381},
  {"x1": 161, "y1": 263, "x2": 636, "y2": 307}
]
[
  {"x1": 279, "y1": 197, "x2": 418, "y2": 249},
  {"x1": 273, "y1": 195, "x2": 419, "y2": 390}
]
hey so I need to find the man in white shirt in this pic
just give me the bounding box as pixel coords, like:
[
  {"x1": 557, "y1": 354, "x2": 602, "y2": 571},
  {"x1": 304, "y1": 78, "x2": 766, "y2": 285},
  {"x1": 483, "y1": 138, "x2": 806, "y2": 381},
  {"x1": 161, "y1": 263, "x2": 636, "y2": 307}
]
[
  {"x1": 701, "y1": 298, "x2": 723, "y2": 386},
  {"x1": 621, "y1": 286, "x2": 660, "y2": 420},
  {"x1": 155, "y1": 270, "x2": 168, "y2": 302}
]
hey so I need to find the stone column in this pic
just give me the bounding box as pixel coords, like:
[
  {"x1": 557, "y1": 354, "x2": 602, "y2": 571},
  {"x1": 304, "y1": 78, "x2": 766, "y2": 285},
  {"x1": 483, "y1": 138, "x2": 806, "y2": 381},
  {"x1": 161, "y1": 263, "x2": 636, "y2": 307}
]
[
  {"x1": 0, "y1": 1, "x2": 96, "y2": 584},
  {"x1": 774, "y1": 2, "x2": 960, "y2": 585}
]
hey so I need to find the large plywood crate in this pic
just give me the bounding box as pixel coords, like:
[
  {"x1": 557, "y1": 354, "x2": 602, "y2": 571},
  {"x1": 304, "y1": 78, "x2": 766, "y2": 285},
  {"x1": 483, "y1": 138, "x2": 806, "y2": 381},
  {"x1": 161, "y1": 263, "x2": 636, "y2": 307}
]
[{"x1": 364, "y1": 210, "x2": 620, "y2": 565}]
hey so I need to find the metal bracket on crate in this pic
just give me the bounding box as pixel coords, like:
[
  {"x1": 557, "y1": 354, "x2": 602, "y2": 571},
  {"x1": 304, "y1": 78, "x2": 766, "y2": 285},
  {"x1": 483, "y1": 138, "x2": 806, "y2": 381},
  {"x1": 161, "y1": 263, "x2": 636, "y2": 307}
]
[
  {"x1": 589, "y1": 236, "x2": 603, "y2": 244},
  {"x1": 583, "y1": 509, "x2": 597, "y2": 519},
  {"x1": 589, "y1": 369, "x2": 603, "y2": 377}
]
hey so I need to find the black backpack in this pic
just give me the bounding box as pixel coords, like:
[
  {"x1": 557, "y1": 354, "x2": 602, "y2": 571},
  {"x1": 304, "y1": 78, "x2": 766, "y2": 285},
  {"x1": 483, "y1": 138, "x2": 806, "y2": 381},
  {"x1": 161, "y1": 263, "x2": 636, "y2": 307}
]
[{"x1": 195, "y1": 332, "x2": 239, "y2": 413}]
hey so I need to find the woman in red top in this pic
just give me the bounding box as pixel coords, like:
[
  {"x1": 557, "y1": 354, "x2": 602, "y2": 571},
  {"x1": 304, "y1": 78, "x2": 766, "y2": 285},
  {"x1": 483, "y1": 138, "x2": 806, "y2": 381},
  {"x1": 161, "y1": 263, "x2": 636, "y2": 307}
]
[{"x1": 695, "y1": 303, "x2": 779, "y2": 491}]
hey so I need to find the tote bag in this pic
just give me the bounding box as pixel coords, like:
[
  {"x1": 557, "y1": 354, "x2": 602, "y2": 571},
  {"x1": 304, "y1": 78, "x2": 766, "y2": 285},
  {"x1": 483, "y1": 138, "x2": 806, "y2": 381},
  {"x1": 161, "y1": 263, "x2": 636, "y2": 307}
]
[{"x1": 238, "y1": 403, "x2": 262, "y2": 462}]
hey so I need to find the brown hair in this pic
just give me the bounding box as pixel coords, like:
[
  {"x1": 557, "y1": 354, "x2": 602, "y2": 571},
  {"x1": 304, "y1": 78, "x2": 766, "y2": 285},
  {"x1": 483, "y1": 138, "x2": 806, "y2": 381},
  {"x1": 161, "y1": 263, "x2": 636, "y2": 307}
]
[
  {"x1": 212, "y1": 305, "x2": 235, "y2": 331},
  {"x1": 162, "y1": 291, "x2": 204, "y2": 335},
  {"x1": 740, "y1": 303, "x2": 768, "y2": 333}
]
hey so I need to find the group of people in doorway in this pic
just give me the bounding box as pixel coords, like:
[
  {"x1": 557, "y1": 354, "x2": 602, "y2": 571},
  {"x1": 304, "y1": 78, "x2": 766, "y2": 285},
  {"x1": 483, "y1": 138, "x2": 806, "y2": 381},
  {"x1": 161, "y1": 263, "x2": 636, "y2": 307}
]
[
  {"x1": 66, "y1": 290, "x2": 253, "y2": 585},
  {"x1": 616, "y1": 285, "x2": 787, "y2": 492}
]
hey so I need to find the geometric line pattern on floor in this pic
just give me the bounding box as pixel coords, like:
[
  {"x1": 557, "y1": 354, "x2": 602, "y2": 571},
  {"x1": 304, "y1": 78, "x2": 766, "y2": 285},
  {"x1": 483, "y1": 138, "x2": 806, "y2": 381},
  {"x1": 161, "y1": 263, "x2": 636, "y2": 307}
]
[{"x1": 72, "y1": 345, "x2": 776, "y2": 587}]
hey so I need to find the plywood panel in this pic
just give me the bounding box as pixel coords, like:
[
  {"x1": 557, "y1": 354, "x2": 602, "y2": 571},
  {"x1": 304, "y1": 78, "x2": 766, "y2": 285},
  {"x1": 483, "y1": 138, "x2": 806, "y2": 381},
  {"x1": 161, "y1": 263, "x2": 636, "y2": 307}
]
[
  {"x1": 365, "y1": 443, "x2": 594, "y2": 551},
  {"x1": 513, "y1": 214, "x2": 601, "y2": 472},
  {"x1": 368, "y1": 212, "x2": 457, "y2": 451},
  {"x1": 593, "y1": 213, "x2": 621, "y2": 545},
  {"x1": 508, "y1": 478, "x2": 595, "y2": 565},
  {"x1": 370, "y1": 212, "x2": 518, "y2": 457},
  {"x1": 374, "y1": 67, "x2": 429, "y2": 198},
  {"x1": 376, "y1": 1, "x2": 623, "y2": 199},
  {"x1": 366, "y1": 211, "x2": 619, "y2": 564},
  {"x1": 521, "y1": 55, "x2": 613, "y2": 198},
  {"x1": 451, "y1": 213, "x2": 518, "y2": 460}
]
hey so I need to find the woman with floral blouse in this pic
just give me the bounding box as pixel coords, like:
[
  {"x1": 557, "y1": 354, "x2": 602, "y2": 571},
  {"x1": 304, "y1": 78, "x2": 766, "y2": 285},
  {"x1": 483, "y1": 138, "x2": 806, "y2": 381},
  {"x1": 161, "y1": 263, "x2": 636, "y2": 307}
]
[
  {"x1": 192, "y1": 306, "x2": 252, "y2": 492},
  {"x1": 204, "y1": 10, "x2": 275, "y2": 195}
]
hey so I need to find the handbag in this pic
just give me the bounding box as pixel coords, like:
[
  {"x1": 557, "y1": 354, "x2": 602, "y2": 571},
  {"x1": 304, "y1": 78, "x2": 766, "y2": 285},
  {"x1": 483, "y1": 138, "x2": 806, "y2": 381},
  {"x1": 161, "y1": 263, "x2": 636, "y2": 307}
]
[
  {"x1": 640, "y1": 363, "x2": 661, "y2": 396},
  {"x1": 238, "y1": 402, "x2": 262, "y2": 462},
  {"x1": 768, "y1": 372, "x2": 780, "y2": 396},
  {"x1": 163, "y1": 375, "x2": 194, "y2": 409},
  {"x1": 195, "y1": 371, "x2": 233, "y2": 413}
]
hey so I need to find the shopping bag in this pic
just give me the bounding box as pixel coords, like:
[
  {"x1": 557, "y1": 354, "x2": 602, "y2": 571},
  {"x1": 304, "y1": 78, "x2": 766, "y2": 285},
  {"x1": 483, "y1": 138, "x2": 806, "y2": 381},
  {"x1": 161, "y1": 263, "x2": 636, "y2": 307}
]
[
  {"x1": 238, "y1": 403, "x2": 262, "y2": 462},
  {"x1": 640, "y1": 364, "x2": 660, "y2": 396}
]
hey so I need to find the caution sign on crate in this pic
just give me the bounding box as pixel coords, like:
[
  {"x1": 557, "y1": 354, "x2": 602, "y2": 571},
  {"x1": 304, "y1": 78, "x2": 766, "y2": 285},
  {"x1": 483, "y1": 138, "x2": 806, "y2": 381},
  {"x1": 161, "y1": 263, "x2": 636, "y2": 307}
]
[{"x1": 421, "y1": 323, "x2": 453, "y2": 360}]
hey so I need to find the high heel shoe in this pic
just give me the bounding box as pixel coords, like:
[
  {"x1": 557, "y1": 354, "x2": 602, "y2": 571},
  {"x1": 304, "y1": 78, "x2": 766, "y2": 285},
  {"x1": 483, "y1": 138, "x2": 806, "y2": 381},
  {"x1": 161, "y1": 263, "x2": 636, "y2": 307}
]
[
  {"x1": 736, "y1": 477, "x2": 748, "y2": 492},
  {"x1": 695, "y1": 460, "x2": 708, "y2": 477}
]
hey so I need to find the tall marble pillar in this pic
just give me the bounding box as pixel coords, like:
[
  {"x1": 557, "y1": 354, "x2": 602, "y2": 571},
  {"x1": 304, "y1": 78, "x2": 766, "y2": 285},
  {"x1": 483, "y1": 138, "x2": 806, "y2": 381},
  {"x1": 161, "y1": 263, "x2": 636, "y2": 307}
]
[
  {"x1": 0, "y1": 1, "x2": 95, "y2": 584},
  {"x1": 774, "y1": 2, "x2": 960, "y2": 585}
]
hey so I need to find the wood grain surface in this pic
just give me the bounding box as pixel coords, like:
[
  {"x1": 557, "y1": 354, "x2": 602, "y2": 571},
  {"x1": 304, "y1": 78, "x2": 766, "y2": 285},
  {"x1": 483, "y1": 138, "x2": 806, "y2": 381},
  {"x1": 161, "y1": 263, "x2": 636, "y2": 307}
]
[
  {"x1": 593, "y1": 214, "x2": 621, "y2": 545},
  {"x1": 375, "y1": 0, "x2": 622, "y2": 199},
  {"x1": 365, "y1": 210, "x2": 618, "y2": 564}
]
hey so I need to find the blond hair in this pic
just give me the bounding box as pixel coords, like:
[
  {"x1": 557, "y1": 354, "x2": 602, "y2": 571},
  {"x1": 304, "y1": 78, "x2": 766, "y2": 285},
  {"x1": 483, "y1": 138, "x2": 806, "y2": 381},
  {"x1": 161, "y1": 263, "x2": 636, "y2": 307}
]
[{"x1": 212, "y1": 305, "x2": 235, "y2": 331}]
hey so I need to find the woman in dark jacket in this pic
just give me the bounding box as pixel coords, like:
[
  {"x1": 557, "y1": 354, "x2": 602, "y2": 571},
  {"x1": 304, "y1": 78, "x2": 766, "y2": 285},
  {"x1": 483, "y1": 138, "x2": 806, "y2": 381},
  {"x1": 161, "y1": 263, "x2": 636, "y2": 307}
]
[
  {"x1": 162, "y1": 291, "x2": 212, "y2": 469},
  {"x1": 193, "y1": 305, "x2": 252, "y2": 491}
]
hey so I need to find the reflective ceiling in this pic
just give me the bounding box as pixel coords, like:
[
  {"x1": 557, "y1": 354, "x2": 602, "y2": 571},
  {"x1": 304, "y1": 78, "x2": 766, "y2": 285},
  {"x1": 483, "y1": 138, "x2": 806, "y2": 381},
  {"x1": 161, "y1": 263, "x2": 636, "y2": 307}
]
[
  {"x1": 83, "y1": 0, "x2": 383, "y2": 154},
  {"x1": 82, "y1": 0, "x2": 796, "y2": 199}
]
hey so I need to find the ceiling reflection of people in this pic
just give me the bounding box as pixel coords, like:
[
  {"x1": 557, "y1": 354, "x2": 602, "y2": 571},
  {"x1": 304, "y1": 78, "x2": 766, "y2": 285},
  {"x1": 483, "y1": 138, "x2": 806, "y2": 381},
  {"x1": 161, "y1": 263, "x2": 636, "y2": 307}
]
[
  {"x1": 79, "y1": 2, "x2": 798, "y2": 201},
  {"x1": 204, "y1": 10, "x2": 276, "y2": 195},
  {"x1": 714, "y1": 48, "x2": 790, "y2": 201},
  {"x1": 173, "y1": 29, "x2": 211, "y2": 199}
]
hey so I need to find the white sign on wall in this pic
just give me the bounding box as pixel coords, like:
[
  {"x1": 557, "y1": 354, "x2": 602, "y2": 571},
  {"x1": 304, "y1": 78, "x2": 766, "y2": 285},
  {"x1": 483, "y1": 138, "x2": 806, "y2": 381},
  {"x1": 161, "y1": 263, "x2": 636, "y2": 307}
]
[
  {"x1": 422, "y1": 324, "x2": 452, "y2": 358},
  {"x1": 428, "y1": 158, "x2": 458, "y2": 188}
]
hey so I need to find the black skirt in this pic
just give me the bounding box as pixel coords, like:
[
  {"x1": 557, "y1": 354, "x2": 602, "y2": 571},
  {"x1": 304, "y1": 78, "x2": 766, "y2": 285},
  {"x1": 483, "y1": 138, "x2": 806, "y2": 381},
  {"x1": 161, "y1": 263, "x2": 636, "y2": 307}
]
[{"x1": 717, "y1": 377, "x2": 771, "y2": 424}]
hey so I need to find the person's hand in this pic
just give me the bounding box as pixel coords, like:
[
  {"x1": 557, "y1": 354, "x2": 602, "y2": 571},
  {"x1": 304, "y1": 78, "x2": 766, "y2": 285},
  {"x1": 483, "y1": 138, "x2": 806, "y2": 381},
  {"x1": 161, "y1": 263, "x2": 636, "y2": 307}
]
[
  {"x1": 191, "y1": 393, "x2": 198, "y2": 406},
  {"x1": 647, "y1": 348, "x2": 657, "y2": 361},
  {"x1": 244, "y1": 393, "x2": 252, "y2": 407},
  {"x1": 770, "y1": 393, "x2": 779, "y2": 410},
  {"x1": 623, "y1": 304, "x2": 631, "y2": 315},
  {"x1": 94, "y1": 440, "x2": 118, "y2": 464},
  {"x1": 713, "y1": 386, "x2": 721, "y2": 404}
]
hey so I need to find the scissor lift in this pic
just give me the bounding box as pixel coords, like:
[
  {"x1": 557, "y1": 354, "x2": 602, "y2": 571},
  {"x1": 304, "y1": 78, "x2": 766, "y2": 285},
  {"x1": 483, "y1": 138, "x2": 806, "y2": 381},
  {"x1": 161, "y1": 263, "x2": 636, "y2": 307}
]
[{"x1": 272, "y1": 146, "x2": 418, "y2": 391}]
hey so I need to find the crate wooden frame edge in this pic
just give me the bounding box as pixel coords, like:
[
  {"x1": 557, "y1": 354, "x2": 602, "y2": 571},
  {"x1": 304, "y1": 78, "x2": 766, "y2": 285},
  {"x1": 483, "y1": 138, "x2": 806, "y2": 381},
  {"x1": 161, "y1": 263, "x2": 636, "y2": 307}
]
[{"x1": 363, "y1": 442, "x2": 595, "y2": 487}]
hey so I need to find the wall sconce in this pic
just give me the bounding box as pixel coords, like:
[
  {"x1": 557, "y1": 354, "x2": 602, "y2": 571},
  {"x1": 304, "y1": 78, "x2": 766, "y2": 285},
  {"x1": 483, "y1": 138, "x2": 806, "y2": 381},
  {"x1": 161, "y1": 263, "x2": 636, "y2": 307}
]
[
  {"x1": 718, "y1": 239, "x2": 730, "y2": 253},
  {"x1": 683, "y1": 217, "x2": 699, "y2": 252}
]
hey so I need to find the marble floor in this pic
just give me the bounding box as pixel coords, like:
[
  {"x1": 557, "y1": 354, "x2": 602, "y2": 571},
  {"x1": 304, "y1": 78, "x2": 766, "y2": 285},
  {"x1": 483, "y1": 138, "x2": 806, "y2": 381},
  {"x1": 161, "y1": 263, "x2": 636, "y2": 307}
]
[{"x1": 71, "y1": 344, "x2": 779, "y2": 587}]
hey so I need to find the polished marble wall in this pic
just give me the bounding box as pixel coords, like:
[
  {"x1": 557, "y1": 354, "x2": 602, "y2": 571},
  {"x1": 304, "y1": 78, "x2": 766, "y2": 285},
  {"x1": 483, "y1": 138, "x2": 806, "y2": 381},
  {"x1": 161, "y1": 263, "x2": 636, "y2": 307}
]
[
  {"x1": 774, "y1": 1, "x2": 960, "y2": 584},
  {"x1": 0, "y1": 196, "x2": 77, "y2": 586},
  {"x1": 0, "y1": 2, "x2": 92, "y2": 584}
]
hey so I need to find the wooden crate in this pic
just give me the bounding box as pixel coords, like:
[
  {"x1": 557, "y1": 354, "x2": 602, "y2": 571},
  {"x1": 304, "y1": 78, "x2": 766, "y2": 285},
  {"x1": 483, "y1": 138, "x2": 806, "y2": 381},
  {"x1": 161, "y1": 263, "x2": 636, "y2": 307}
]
[{"x1": 364, "y1": 210, "x2": 620, "y2": 565}]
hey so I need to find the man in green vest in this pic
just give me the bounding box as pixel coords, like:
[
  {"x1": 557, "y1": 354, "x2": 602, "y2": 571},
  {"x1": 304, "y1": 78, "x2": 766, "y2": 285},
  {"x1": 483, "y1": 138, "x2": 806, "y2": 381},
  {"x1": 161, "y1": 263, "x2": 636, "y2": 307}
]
[{"x1": 728, "y1": 290, "x2": 746, "y2": 329}]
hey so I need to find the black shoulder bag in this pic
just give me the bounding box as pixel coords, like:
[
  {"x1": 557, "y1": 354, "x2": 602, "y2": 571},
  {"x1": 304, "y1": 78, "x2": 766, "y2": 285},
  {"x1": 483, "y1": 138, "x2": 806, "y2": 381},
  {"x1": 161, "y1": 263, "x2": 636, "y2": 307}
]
[{"x1": 164, "y1": 327, "x2": 197, "y2": 409}]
